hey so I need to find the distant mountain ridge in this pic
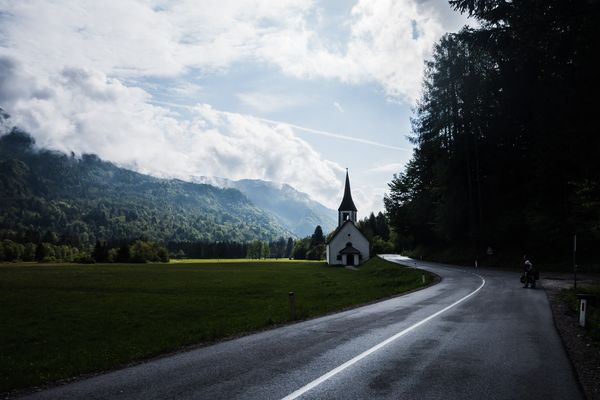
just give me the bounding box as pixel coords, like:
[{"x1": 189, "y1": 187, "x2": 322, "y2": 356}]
[
  {"x1": 0, "y1": 107, "x2": 336, "y2": 242},
  {"x1": 194, "y1": 176, "x2": 337, "y2": 237},
  {"x1": 0, "y1": 128, "x2": 293, "y2": 245}
]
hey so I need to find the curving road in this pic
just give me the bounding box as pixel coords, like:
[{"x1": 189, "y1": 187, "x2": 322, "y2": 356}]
[{"x1": 21, "y1": 256, "x2": 582, "y2": 400}]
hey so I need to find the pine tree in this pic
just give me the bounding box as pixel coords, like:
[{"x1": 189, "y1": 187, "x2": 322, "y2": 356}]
[{"x1": 285, "y1": 237, "x2": 294, "y2": 258}]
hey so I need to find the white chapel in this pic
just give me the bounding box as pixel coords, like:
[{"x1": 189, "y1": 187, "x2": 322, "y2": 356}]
[{"x1": 325, "y1": 170, "x2": 370, "y2": 266}]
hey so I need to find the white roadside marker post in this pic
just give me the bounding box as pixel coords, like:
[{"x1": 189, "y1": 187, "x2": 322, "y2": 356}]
[
  {"x1": 577, "y1": 294, "x2": 594, "y2": 328},
  {"x1": 289, "y1": 292, "x2": 296, "y2": 321},
  {"x1": 573, "y1": 234, "x2": 577, "y2": 291}
]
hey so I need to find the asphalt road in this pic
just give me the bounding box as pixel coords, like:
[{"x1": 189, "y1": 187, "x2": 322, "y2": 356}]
[{"x1": 21, "y1": 256, "x2": 583, "y2": 400}]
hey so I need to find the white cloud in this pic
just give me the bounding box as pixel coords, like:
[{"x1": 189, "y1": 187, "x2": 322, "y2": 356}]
[
  {"x1": 0, "y1": 0, "x2": 452, "y2": 102},
  {"x1": 0, "y1": 56, "x2": 343, "y2": 207},
  {"x1": 163, "y1": 82, "x2": 204, "y2": 98},
  {"x1": 0, "y1": 0, "x2": 468, "y2": 211},
  {"x1": 345, "y1": 0, "x2": 445, "y2": 101},
  {"x1": 333, "y1": 101, "x2": 344, "y2": 113},
  {"x1": 352, "y1": 186, "x2": 386, "y2": 216},
  {"x1": 252, "y1": 0, "x2": 447, "y2": 101},
  {"x1": 369, "y1": 162, "x2": 408, "y2": 173}
]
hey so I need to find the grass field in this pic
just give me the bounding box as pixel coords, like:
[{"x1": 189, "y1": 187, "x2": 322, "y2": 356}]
[
  {"x1": 0, "y1": 257, "x2": 433, "y2": 393},
  {"x1": 170, "y1": 258, "x2": 321, "y2": 263}
]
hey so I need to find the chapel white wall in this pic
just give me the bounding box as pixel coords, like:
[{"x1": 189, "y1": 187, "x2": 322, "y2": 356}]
[{"x1": 327, "y1": 223, "x2": 370, "y2": 265}]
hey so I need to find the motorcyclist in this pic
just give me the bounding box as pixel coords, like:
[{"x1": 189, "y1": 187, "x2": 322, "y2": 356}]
[{"x1": 523, "y1": 259, "x2": 537, "y2": 288}]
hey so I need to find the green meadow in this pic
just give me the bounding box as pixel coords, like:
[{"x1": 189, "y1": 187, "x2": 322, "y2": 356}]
[{"x1": 0, "y1": 257, "x2": 433, "y2": 393}]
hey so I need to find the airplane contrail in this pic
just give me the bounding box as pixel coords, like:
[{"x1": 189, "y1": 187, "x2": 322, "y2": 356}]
[
  {"x1": 149, "y1": 100, "x2": 410, "y2": 152},
  {"x1": 254, "y1": 117, "x2": 409, "y2": 152}
]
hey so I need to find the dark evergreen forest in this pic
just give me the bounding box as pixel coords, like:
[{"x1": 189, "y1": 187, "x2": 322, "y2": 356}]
[
  {"x1": 385, "y1": 0, "x2": 600, "y2": 265},
  {"x1": 0, "y1": 127, "x2": 291, "y2": 249}
]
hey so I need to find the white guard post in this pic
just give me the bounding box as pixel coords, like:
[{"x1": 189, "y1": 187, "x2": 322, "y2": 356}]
[
  {"x1": 579, "y1": 298, "x2": 587, "y2": 327},
  {"x1": 577, "y1": 294, "x2": 594, "y2": 328}
]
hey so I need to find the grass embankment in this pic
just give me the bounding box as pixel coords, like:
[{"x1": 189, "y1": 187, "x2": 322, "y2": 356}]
[
  {"x1": 0, "y1": 257, "x2": 433, "y2": 393},
  {"x1": 559, "y1": 285, "x2": 600, "y2": 342}
]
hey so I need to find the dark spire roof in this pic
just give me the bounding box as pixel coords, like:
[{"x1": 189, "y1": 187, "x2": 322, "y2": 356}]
[{"x1": 338, "y1": 169, "x2": 357, "y2": 211}]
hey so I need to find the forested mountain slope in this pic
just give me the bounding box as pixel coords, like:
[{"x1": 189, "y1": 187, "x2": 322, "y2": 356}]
[
  {"x1": 0, "y1": 127, "x2": 291, "y2": 246},
  {"x1": 195, "y1": 177, "x2": 336, "y2": 237}
]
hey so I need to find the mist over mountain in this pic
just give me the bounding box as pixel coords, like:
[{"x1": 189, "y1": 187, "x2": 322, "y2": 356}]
[
  {"x1": 195, "y1": 176, "x2": 337, "y2": 236},
  {"x1": 0, "y1": 120, "x2": 293, "y2": 244}
]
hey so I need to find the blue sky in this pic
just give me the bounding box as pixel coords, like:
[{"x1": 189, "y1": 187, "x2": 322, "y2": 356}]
[{"x1": 0, "y1": 0, "x2": 471, "y2": 214}]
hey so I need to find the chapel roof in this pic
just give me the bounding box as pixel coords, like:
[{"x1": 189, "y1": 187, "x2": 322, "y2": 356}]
[
  {"x1": 325, "y1": 219, "x2": 369, "y2": 245},
  {"x1": 339, "y1": 244, "x2": 361, "y2": 254},
  {"x1": 338, "y1": 169, "x2": 357, "y2": 212}
]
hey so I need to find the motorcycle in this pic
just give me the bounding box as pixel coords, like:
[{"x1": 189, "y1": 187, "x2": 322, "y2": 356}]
[{"x1": 520, "y1": 269, "x2": 538, "y2": 288}]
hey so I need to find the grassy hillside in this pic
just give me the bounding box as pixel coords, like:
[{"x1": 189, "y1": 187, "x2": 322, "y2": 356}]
[
  {"x1": 0, "y1": 129, "x2": 291, "y2": 245},
  {"x1": 0, "y1": 257, "x2": 433, "y2": 393}
]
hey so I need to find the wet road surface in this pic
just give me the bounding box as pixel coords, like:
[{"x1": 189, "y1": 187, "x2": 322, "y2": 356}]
[{"x1": 21, "y1": 256, "x2": 582, "y2": 400}]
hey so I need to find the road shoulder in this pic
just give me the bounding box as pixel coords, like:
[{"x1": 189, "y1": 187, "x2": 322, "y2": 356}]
[{"x1": 544, "y1": 278, "x2": 600, "y2": 400}]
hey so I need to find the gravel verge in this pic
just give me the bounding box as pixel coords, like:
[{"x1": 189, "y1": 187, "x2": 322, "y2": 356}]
[{"x1": 544, "y1": 276, "x2": 600, "y2": 400}]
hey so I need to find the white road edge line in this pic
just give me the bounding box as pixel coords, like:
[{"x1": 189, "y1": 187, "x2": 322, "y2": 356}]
[{"x1": 280, "y1": 268, "x2": 486, "y2": 400}]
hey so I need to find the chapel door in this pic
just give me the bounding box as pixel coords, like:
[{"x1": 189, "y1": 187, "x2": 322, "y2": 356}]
[{"x1": 347, "y1": 255, "x2": 354, "y2": 266}]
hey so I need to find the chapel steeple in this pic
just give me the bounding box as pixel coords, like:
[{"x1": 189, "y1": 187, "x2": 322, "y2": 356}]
[{"x1": 338, "y1": 169, "x2": 357, "y2": 226}]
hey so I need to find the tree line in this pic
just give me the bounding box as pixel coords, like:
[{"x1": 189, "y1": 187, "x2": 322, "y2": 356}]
[
  {"x1": 166, "y1": 237, "x2": 295, "y2": 259},
  {"x1": 0, "y1": 238, "x2": 169, "y2": 263},
  {"x1": 356, "y1": 212, "x2": 395, "y2": 255},
  {"x1": 1, "y1": 220, "x2": 399, "y2": 263},
  {"x1": 385, "y1": 0, "x2": 600, "y2": 263},
  {"x1": 0, "y1": 236, "x2": 294, "y2": 263},
  {"x1": 91, "y1": 240, "x2": 169, "y2": 263}
]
